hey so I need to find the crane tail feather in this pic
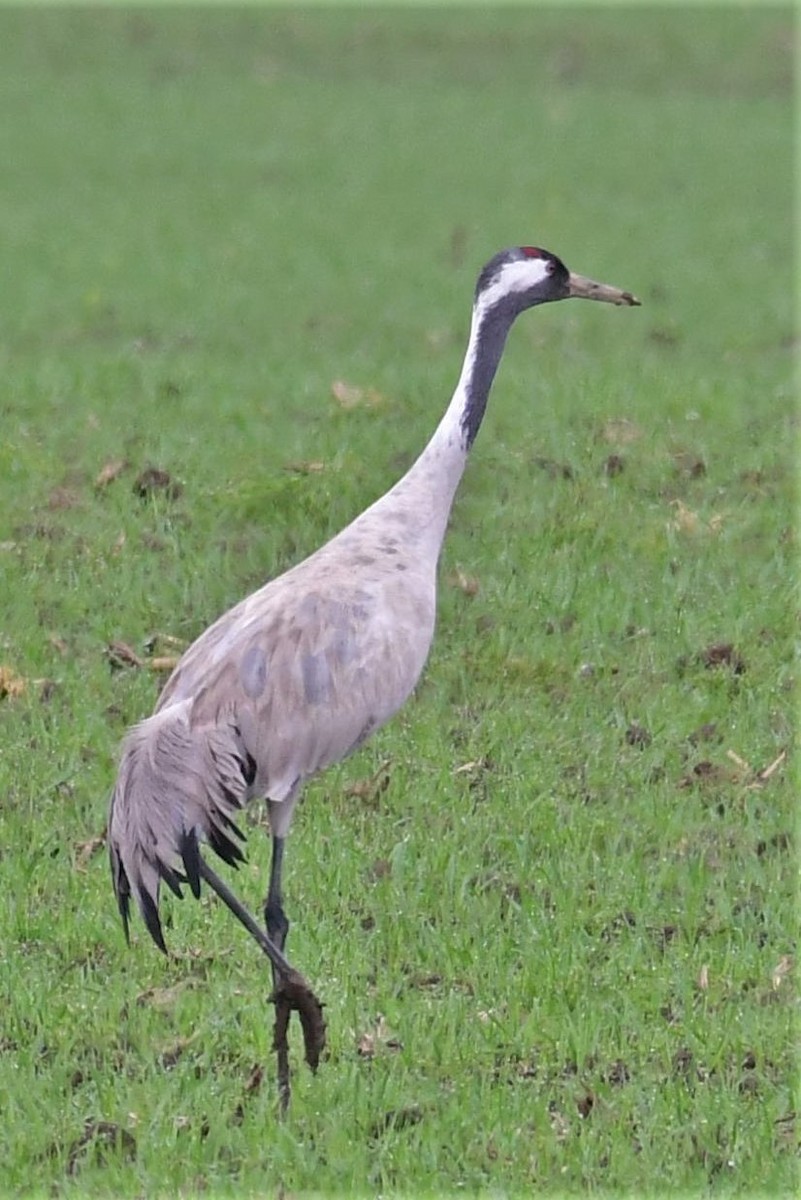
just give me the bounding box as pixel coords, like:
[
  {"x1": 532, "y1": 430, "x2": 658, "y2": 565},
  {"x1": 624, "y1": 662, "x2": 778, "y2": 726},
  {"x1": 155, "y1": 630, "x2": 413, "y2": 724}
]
[
  {"x1": 207, "y1": 823, "x2": 246, "y2": 869},
  {"x1": 180, "y1": 829, "x2": 202, "y2": 899},
  {"x1": 108, "y1": 705, "x2": 252, "y2": 951},
  {"x1": 139, "y1": 884, "x2": 168, "y2": 954},
  {"x1": 109, "y1": 832, "x2": 132, "y2": 944},
  {"x1": 159, "y1": 861, "x2": 186, "y2": 900}
]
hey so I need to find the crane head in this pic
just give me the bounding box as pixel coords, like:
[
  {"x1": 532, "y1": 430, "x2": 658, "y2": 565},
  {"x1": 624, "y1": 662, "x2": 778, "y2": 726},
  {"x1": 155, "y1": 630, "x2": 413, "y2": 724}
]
[{"x1": 475, "y1": 246, "x2": 640, "y2": 315}]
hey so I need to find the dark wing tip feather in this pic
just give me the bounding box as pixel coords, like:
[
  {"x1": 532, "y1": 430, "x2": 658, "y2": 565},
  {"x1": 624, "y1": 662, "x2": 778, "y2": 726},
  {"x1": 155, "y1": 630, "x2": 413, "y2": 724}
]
[
  {"x1": 139, "y1": 884, "x2": 168, "y2": 954},
  {"x1": 118, "y1": 892, "x2": 131, "y2": 946},
  {"x1": 207, "y1": 823, "x2": 246, "y2": 869},
  {"x1": 242, "y1": 751, "x2": 257, "y2": 786},
  {"x1": 109, "y1": 839, "x2": 132, "y2": 945},
  {"x1": 179, "y1": 829, "x2": 202, "y2": 899},
  {"x1": 220, "y1": 811, "x2": 247, "y2": 844},
  {"x1": 159, "y1": 860, "x2": 186, "y2": 900}
]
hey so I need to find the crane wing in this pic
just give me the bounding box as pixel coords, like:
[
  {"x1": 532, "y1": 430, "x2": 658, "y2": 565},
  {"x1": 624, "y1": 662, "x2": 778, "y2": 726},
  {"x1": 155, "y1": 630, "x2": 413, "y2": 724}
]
[{"x1": 108, "y1": 562, "x2": 436, "y2": 950}]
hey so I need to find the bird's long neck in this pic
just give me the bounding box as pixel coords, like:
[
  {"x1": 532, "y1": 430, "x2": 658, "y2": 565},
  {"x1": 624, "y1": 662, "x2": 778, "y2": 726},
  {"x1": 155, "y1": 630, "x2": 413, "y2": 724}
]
[
  {"x1": 373, "y1": 298, "x2": 516, "y2": 556},
  {"x1": 451, "y1": 299, "x2": 516, "y2": 453}
]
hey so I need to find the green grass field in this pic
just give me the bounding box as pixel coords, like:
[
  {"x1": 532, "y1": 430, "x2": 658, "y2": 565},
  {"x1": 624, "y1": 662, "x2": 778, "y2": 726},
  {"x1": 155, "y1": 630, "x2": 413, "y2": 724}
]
[{"x1": 0, "y1": 7, "x2": 796, "y2": 1196}]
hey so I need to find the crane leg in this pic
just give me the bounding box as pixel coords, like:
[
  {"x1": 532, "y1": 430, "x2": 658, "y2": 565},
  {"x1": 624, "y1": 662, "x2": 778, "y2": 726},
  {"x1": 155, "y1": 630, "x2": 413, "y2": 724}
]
[
  {"x1": 264, "y1": 835, "x2": 290, "y2": 995},
  {"x1": 198, "y1": 846, "x2": 325, "y2": 1114},
  {"x1": 197, "y1": 856, "x2": 292, "y2": 980},
  {"x1": 264, "y1": 835, "x2": 290, "y2": 951}
]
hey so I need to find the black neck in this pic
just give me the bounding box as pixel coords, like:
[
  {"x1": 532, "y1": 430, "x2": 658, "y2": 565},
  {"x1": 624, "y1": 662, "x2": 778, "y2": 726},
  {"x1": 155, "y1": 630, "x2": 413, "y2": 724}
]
[{"x1": 460, "y1": 298, "x2": 519, "y2": 449}]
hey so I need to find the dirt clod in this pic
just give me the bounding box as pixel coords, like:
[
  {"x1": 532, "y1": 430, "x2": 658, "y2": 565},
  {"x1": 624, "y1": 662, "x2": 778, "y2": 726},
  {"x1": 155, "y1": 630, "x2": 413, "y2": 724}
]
[
  {"x1": 687, "y1": 721, "x2": 720, "y2": 746},
  {"x1": 133, "y1": 467, "x2": 182, "y2": 500},
  {"x1": 625, "y1": 722, "x2": 652, "y2": 748},
  {"x1": 65, "y1": 1120, "x2": 136, "y2": 1176},
  {"x1": 678, "y1": 760, "x2": 730, "y2": 789},
  {"x1": 672, "y1": 450, "x2": 706, "y2": 478},
  {"x1": 756, "y1": 832, "x2": 791, "y2": 856},
  {"x1": 106, "y1": 640, "x2": 144, "y2": 670},
  {"x1": 601, "y1": 910, "x2": 637, "y2": 941},
  {"x1": 673, "y1": 1047, "x2": 694, "y2": 1076},
  {"x1": 74, "y1": 832, "x2": 106, "y2": 872},
  {"x1": 232, "y1": 1063, "x2": 264, "y2": 1125},
  {"x1": 369, "y1": 1105, "x2": 425, "y2": 1140},
  {"x1": 0, "y1": 665, "x2": 27, "y2": 699},
  {"x1": 95, "y1": 458, "x2": 129, "y2": 489},
  {"x1": 604, "y1": 1059, "x2": 631, "y2": 1086},
  {"x1": 532, "y1": 455, "x2": 574, "y2": 480},
  {"x1": 604, "y1": 453, "x2": 625, "y2": 476},
  {"x1": 657, "y1": 923, "x2": 679, "y2": 949},
  {"x1": 698, "y1": 642, "x2": 746, "y2": 674}
]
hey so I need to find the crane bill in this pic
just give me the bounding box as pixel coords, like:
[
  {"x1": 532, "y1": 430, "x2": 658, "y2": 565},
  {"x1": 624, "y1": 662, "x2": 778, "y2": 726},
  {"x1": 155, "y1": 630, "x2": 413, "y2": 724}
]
[{"x1": 568, "y1": 272, "x2": 640, "y2": 306}]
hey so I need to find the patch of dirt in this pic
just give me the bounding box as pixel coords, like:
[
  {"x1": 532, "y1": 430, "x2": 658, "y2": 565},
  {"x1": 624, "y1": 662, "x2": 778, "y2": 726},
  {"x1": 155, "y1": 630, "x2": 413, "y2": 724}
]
[
  {"x1": 369, "y1": 1104, "x2": 425, "y2": 1140},
  {"x1": 406, "y1": 971, "x2": 443, "y2": 990},
  {"x1": 284, "y1": 459, "x2": 326, "y2": 475},
  {"x1": 106, "y1": 640, "x2": 144, "y2": 670},
  {"x1": 343, "y1": 759, "x2": 392, "y2": 806},
  {"x1": 531, "y1": 455, "x2": 574, "y2": 480},
  {"x1": 105, "y1": 639, "x2": 179, "y2": 674},
  {"x1": 697, "y1": 642, "x2": 746, "y2": 674},
  {"x1": 61, "y1": 1120, "x2": 136, "y2": 1176},
  {"x1": 656, "y1": 924, "x2": 680, "y2": 951},
  {"x1": 368, "y1": 857, "x2": 392, "y2": 881},
  {"x1": 598, "y1": 417, "x2": 643, "y2": 445},
  {"x1": 73, "y1": 831, "x2": 106, "y2": 871},
  {"x1": 0, "y1": 665, "x2": 27, "y2": 699},
  {"x1": 774, "y1": 1110, "x2": 797, "y2": 1149},
  {"x1": 756, "y1": 832, "x2": 791, "y2": 856},
  {"x1": 672, "y1": 450, "x2": 706, "y2": 478},
  {"x1": 330, "y1": 379, "x2": 387, "y2": 410},
  {"x1": 136, "y1": 980, "x2": 195, "y2": 1010},
  {"x1": 231, "y1": 1062, "x2": 264, "y2": 1125},
  {"x1": 600, "y1": 910, "x2": 637, "y2": 941},
  {"x1": 447, "y1": 566, "x2": 480, "y2": 596},
  {"x1": 602, "y1": 1059, "x2": 631, "y2": 1086},
  {"x1": 12, "y1": 521, "x2": 65, "y2": 541},
  {"x1": 47, "y1": 485, "x2": 82, "y2": 511},
  {"x1": 625, "y1": 722, "x2": 652, "y2": 748},
  {"x1": 603, "y1": 452, "x2": 625, "y2": 476},
  {"x1": 133, "y1": 466, "x2": 183, "y2": 500},
  {"x1": 356, "y1": 1014, "x2": 402, "y2": 1059},
  {"x1": 95, "y1": 458, "x2": 129, "y2": 489},
  {"x1": 158, "y1": 1036, "x2": 196, "y2": 1070},
  {"x1": 687, "y1": 721, "x2": 721, "y2": 746},
  {"x1": 677, "y1": 759, "x2": 733, "y2": 789},
  {"x1": 455, "y1": 756, "x2": 496, "y2": 802},
  {"x1": 647, "y1": 327, "x2": 681, "y2": 349},
  {"x1": 545, "y1": 612, "x2": 577, "y2": 635}
]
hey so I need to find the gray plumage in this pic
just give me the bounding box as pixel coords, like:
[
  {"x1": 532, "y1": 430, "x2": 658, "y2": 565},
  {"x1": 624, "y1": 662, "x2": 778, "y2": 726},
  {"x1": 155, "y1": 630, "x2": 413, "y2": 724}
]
[{"x1": 109, "y1": 245, "x2": 639, "y2": 967}]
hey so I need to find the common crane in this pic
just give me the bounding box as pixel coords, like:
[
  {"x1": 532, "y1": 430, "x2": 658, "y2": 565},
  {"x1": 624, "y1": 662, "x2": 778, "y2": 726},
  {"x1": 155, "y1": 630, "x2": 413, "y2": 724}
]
[{"x1": 109, "y1": 245, "x2": 639, "y2": 1084}]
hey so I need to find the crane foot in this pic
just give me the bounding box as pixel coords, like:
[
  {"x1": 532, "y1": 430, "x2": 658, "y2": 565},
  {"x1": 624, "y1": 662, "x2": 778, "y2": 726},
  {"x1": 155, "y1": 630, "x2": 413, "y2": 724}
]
[{"x1": 271, "y1": 968, "x2": 327, "y2": 1114}]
